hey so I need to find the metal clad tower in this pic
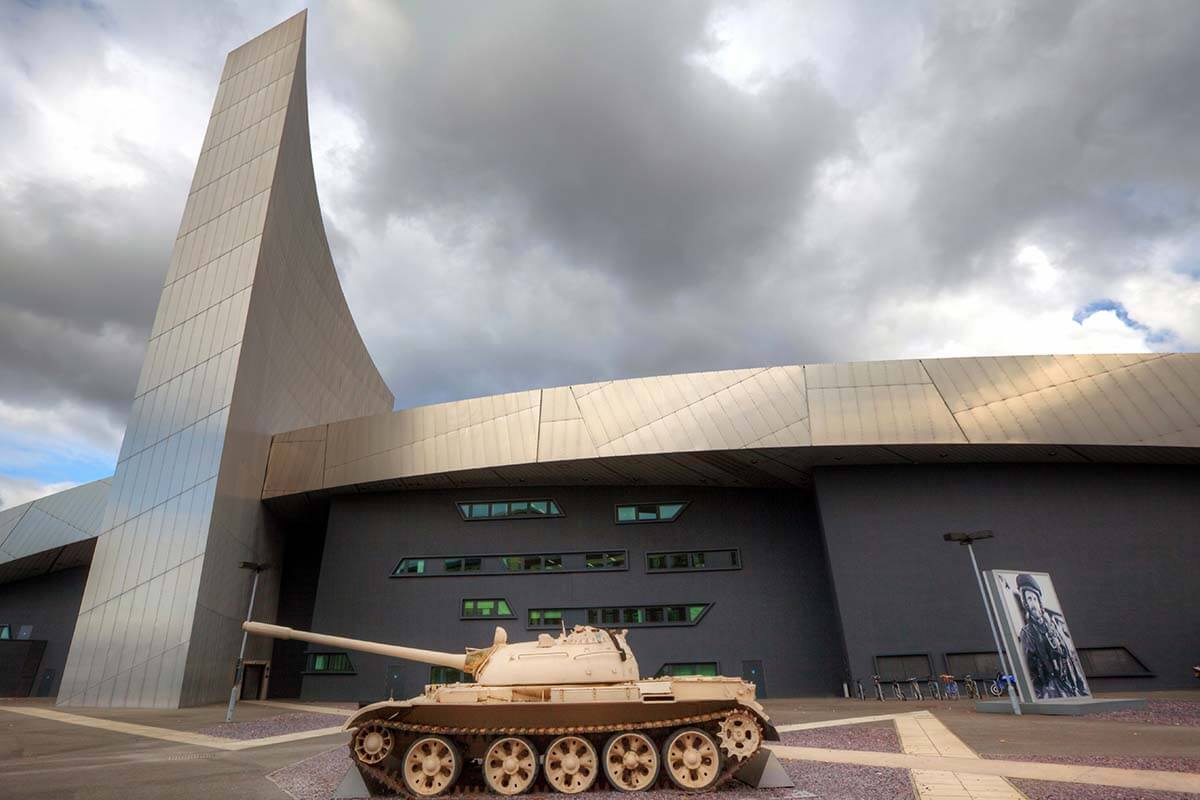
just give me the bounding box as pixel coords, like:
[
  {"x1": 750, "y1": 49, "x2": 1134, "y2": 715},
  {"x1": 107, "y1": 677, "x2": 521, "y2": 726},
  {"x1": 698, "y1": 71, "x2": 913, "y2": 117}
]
[{"x1": 57, "y1": 11, "x2": 393, "y2": 708}]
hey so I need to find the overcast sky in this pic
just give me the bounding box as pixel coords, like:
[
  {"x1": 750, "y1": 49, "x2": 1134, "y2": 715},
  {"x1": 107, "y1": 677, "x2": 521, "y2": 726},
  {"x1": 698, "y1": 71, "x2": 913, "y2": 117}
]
[{"x1": 2, "y1": 0, "x2": 1199, "y2": 508}]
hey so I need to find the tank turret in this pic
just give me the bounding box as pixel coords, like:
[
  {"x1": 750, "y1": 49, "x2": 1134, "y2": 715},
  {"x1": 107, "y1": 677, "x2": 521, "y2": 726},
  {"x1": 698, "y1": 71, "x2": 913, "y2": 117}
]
[
  {"x1": 243, "y1": 620, "x2": 775, "y2": 796},
  {"x1": 243, "y1": 621, "x2": 640, "y2": 685}
]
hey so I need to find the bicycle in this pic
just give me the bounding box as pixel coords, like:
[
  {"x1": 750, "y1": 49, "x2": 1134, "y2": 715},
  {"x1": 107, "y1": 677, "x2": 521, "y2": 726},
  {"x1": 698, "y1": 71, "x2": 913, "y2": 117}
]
[
  {"x1": 963, "y1": 673, "x2": 979, "y2": 700},
  {"x1": 926, "y1": 678, "x2": 942, "y2": 701},
  {"x1": 872, "y1": 675, "x2": 885, "y2": 702},
  {"x1": 940, "y1": 674, "x2": 960, "y2": 700},
  {"x1": 856, "y1": 679, "x2": 865, "y2": 701},
  {"x1": 908, "y1": 677, "x2": 923, "y2": 701},
  {"x1": 892, "y1": 679, "x2": 906, "y2": 701},
  {"x1": 992, "y1": 672, "x2": 1016, "y2": 697}
]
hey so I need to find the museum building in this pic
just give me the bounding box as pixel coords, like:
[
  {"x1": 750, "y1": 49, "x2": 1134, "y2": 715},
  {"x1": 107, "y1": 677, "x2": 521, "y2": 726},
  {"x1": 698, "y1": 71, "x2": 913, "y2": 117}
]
[{"x1": 1, "y1": 12, "x2": 1198, "y2": 707}]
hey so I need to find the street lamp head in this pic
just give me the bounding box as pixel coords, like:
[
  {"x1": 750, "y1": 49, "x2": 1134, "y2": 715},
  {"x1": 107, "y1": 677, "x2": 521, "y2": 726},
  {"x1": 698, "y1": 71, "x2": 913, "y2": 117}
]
[
  {"x1": 239, "y1": 561, "x2": 269, "y2": 572},
  {"x1": 943, "y1": 530, "x2": 994, "y2": 545}
]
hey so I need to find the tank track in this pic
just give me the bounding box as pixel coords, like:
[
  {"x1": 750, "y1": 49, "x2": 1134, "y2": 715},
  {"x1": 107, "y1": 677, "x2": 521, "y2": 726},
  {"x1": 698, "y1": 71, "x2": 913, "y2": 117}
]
[{"x1": 352, "y1": 709, "x2": 760, "y2": 797}]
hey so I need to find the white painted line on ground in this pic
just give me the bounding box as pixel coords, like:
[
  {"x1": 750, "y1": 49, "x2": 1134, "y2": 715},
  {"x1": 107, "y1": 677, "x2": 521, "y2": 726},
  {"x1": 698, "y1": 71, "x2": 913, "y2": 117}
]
[
  {"x1": 0, "y1": 705, "x2": 344, "y2": 751},
  {"x1": 774, "y1": 710, "x2": 929, "y2": 732},
  {"x1": 768, "y1": 746, "x2": 1200, "y2": 794}
]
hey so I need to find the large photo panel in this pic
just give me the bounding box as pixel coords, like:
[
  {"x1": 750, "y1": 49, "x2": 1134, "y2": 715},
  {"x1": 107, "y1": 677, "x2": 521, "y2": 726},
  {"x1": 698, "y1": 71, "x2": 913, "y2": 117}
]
[{"x1": 986, "y1": 570, "x2": 1090, "y2": 701}]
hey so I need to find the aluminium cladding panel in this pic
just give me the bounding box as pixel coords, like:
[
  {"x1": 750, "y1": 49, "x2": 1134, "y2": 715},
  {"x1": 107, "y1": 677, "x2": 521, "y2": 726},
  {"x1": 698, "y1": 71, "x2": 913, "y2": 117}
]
[
  {"x1": 814, "y1": 463, "x2": 1200, "y2": 691},
  {"x1": 57, "y1": 12, "x2": 391, "y2": 709},
  {"x1": 299, "y1": 486, "x2": 845, "y2": 701}
]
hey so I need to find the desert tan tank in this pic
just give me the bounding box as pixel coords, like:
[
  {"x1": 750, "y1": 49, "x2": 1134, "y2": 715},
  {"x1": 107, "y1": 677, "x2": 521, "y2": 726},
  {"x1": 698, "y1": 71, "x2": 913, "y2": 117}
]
[{"x1": 244, "y1": 621, "x2": 778, "y2": 796}]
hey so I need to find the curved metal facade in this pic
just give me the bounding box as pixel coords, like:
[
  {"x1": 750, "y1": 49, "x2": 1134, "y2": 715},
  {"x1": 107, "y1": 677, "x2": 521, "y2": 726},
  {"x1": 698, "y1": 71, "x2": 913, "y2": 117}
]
[
  {"x1": 56, "y1": 12, "x2": 392, "y2": 708},
  {"x1": 263, "y1": 353, "x2": 1200, "y2": 498}
]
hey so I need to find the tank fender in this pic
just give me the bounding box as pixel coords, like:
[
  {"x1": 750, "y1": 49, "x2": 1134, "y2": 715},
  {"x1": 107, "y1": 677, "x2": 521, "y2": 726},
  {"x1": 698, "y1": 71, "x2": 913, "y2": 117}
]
[
  {"x1": 344, "y1": 698, "x2": 415, "y2": 731},
  {"x1": 762, "y1": 722, "x2": 781, "y2": 741}
]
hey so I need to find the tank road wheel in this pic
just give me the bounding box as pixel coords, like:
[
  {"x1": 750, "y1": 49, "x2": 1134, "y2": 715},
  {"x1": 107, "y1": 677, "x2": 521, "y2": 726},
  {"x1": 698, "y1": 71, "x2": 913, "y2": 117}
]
[
  {"x1": 716, "y1": 711, "x2": 762, "y2": 762},
  {"x1": 402, "y1": 735, "x2": 462, "y2": 796},
  {"x1": 483, "y1": 736, "x2": 539, "y2": 795},
  {"x1": 352, "y1": 723, "x2": 395, "y2": 766},
  {"x1": 544, "y1": 735, "x2": 599, "y2": 794},
  {"x1": 602, "y1": 731, "x2": 660, "y2": 792},
  {"x1": 662, "y1": 727, "x2": 722, "y2": 791}
]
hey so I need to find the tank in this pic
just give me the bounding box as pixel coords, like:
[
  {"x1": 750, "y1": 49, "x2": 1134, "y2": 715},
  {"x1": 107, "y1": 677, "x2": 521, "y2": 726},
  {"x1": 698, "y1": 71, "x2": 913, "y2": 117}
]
[{"x1": 244, "y1": 621, "x2": 778, "y2": 796}]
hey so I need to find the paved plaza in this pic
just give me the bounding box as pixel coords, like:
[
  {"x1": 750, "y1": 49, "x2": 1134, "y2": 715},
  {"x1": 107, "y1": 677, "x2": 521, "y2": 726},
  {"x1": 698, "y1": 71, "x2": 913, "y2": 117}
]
[{"x1": 1, "y1": 693, "x2": 1197, "y2": 799}]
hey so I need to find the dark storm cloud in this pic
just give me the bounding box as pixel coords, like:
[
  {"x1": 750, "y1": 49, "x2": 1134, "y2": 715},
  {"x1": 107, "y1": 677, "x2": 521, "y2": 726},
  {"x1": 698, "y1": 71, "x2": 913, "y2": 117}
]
[
  {"x1": 904, "y1": 0, "x2": 1200, "y2": 286},
  {"x1": 2, "y1": 0, "x2": 1199, "y2": 493},
  {"x1": 326, "y1": 1, "x2": 850, "y2": 293}
]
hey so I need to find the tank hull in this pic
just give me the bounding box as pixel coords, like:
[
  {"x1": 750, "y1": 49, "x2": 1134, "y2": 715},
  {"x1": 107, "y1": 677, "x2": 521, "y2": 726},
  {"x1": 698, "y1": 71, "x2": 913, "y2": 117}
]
[{"x1": 347, "y1": 676, "x2": 775, "y2": 737}]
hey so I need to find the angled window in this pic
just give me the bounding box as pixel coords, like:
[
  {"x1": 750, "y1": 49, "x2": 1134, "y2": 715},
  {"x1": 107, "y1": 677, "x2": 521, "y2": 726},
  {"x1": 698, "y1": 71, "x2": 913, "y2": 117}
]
[
  {"x1": 1077, "y1": 647, "x2": 1153, "y2": 678},
  {"x1": 528, "y1": 609, "x2": 565, "y2": 628},
  {"x1": 305, "y1": 652, "x2": 355, "y2": 674},
  {"x1": 615, "y1": 502, "x2": 688, "y2": 524},
  {"x1": 457, "y1": 499, "x2": 563, "y2": 520},
  {"x1": 0, "y1": 625, "x2": 9, "y2": 640},
  {"x1": 586, "y1": 551, "x2": 626, "y2": 569},
  {"x1": 646, "y1": 549, "x2": 741, "y2": 573},
  {"x1": 430, "y1": 666, "x2": 473, "y2": 684},
  {"x1": 392, "y1": 558, "x2": 425, "y2": 576},
  {"x1": 656, "y1": 662, "x2": 718, "y2": 678},
  {"x1": 462, "y1": 598, "x2": 515, "y2": 619},
  {"x1": 392, "y1": 550, "x2": 627, "y2": 578},
  {"x1": 577, "y1": 603, "x2": 711, "y2": 628}
]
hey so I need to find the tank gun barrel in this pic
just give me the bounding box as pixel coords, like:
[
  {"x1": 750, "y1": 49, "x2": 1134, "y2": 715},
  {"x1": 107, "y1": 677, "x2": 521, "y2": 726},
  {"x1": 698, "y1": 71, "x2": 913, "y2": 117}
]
[{"x1": 243, "y1": 622, "x2": 469, "y2": 671}]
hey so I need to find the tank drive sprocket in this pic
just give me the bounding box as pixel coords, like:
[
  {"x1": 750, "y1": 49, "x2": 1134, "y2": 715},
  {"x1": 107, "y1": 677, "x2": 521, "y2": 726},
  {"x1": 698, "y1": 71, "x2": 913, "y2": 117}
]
[{"x1": 716, "y1": 709, "x2": 763, "y2": 762}]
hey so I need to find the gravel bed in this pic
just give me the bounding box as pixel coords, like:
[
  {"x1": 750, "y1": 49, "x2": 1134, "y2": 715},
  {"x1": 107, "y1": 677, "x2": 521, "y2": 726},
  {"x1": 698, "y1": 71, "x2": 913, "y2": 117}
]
[
  {"x1": 1089, "y1": 700, "x2": 1200, "y2": 727},
  {"x1": 1010, "y1": 779, "x2": 1199, "y2": 800},
  {"x1": 268, "y1": 745, "x2": 351, "y2": 800},
  {"x1": 267, "y1": 745, "x2": 915, "y2": 800},
  {"x1": 196, "y1": 711, "x2": 343, "y2": 740},
  {"x1": 779, "y1": 724, "x2": 902, "y2": 753},
  {"x1": 982, "y1": 753, "x2": 1200, "y2": 774}
]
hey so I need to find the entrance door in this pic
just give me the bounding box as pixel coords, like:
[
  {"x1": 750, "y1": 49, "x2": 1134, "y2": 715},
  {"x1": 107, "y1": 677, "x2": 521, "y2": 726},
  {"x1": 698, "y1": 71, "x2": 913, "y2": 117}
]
[
  {"x1": 386, "y1": 664, "x2": 405, "y2": 700},
  {"x1": 241, "y1": 664, "x2": 264, "y2": 700},
  {"x1": 742, "y1": 660, "x2": 766, "y2": 698}
]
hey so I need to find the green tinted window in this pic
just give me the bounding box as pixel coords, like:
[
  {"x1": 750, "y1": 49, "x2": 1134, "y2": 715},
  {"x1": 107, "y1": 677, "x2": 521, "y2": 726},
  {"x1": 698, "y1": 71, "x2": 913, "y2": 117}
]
[
  {"x1": 615, "y1": 502, "x2": 687, "y2": 523},
  {"x1": 306, "y1": 652, "x2": 354, "y2": 673},
  {"x1": 623, "y1": 608, "x2": 644, "y2": 624},
  {"x1": 657, "y1": 662, "x2": 718, "y2": 677},
  {"x1": 458, "y1": 499, "x2": 563, "y2": 520},
  {"x1": 431, "y1": 667, "x2": 473, "y2": 683},
  {"x1": 688, "y1": 605, "x2": 706, "y2": 622},
  {"x1": 462, "y1": 598, "x2": 513, "y2": 618},
  {"x1": 544, "y1": 555, "x2": 563, "y2": 570},
  {"x1": 646, "y1": 549, "x2": 741, "y2": 572},
  {"x1": 393, "y1": 558, "x2": 425, "y2": 575},
  {"x1": 503, "y1": 557, "x2": 523, "y2": 571},
  {"x1": 0, "y1": 625, "x2": 9, "y2": 640},
  {"x1": 529, "y1": 609, "x2": 564, "y2": 627}
]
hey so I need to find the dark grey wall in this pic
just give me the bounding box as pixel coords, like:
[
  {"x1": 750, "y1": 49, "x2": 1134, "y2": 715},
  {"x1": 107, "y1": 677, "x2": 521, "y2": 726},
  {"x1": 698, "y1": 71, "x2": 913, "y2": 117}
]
[
  {"x1": 815, "y1": 463, "x2": 1200, "y2": 691},
  {"x1": 302, "y1": 486, "x2": 843, "y2": 701},
  {"x1": 0, "y1": 566, "x2": 88, "y2": 696}
]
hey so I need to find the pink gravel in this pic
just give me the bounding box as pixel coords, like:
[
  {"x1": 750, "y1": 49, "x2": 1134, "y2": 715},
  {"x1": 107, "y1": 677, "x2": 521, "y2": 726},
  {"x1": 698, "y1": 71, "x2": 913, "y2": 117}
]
[
  {"x1": 779, "y1": 724, "x2": 903, "y2": 753},
  {"x1": 1089, "y1": 700, "x2": 1200, "y2": 727},
  {"x1": 1011, "y1": 779, "x2": 1199, "y2": 800},
  {"x1": 983, "y1": 753, "x2": 1200, "y2": 775},
  {"x1": 197, "y1": 711, "x2": 343, "y2": 740}
]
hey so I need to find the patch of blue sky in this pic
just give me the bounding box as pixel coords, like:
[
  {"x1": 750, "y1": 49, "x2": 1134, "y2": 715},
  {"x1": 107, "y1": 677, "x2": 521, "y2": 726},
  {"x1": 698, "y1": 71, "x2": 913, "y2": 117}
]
[
  {"x1": 1073, "y1": 299, "x2": 1178, "y2": 347},
  {"x1": 0, "y1": 433, "x2": 115, "y2": 486}
]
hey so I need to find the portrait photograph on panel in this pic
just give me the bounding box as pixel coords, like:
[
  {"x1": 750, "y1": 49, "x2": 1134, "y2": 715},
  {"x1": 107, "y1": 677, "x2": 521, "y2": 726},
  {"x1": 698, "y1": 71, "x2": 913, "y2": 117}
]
[{"x1": 989, "y1": 570, "x2": 1090, "y2": 701}]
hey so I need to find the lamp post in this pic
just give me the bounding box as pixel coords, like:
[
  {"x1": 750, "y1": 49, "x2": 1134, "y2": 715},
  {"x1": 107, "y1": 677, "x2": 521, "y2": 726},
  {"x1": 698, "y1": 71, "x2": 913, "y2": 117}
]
[
  {"x1": 943, "y1": 531, "x2": 1021, "y2": 716},
  {"x1": 225, "y1": 561, "x2": 269, "y2": 723}
]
